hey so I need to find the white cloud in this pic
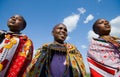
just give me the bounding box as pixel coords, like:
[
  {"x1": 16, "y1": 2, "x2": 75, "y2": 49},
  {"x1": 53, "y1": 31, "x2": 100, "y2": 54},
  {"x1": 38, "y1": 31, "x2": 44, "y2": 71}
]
[
  {"x1": 63, "y1": 7, "x2": 86, "y2": 33},
  {"x1": 66, "y1": 36, "x2": 70, "y2": 41},
  {"x1": 110, "y1": 16, "x2": 120, "y2": 37},
  {"x1": 87, "y1": 30, "x2": 98, "y2": 42},
  {"x1": 81, "y1": 45, "x2": 87, "y2": 49},
  {"x1": 63, "y1": 14, "x2": 80, "y2": 32},
  {"x1": 84, "y1": 14, "x2": 94, "y2": 24},
  {"x1": 77, "y1": 7, "x2": 86, "y2": 14},
  {"x1": 62, "y1": 7, "x2": 86, "y2": 41},
  {"x1": 98, "y1": 0, "x2": 102, "y2": 2}
]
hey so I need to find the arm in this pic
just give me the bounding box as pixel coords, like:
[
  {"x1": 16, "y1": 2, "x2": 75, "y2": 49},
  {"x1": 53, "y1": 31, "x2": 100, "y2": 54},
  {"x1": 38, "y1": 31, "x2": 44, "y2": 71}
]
[
  {"x1": 21, "y1": 39, "x2": 34, "y2": 76},
  {"x1": 23, "y1": 43, "x2": 49, "y2": 77}
]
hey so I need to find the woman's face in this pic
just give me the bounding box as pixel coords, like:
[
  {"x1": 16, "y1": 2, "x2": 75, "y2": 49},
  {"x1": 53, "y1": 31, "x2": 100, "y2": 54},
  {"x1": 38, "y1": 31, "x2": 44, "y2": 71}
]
[
  {"x1": 52, "y1": 24, "x2": 68, "y2": 44},
  {"x1": 94, "y1": 19, "x2": 111, "y2": 36},
  {"x1": 7, "y1": 15, "x2": 25, "y2": 33}
]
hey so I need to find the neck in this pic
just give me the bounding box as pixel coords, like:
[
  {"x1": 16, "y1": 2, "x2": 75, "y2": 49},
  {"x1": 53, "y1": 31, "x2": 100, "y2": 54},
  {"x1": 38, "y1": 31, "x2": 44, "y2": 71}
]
[
  {"x1": 53, "y1": 41, "x2": 65, "y2": 46},
  {"x1": 99, "y1": 35, "x2": 111, "y2": 38},
  {"x1": 9, "y1": 30, "x2": 21, "y2": 34}
]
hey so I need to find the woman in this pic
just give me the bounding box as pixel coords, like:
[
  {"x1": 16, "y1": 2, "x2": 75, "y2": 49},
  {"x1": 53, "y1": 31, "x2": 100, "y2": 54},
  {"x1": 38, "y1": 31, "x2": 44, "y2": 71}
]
[
  {"x1": 87, "y1": 18, "x2": 120, "y2": 77},
  {"x1": 25, "y1": 23, "x2": 86, "y2": 77},
  {"x1": 0, "y1": 14, "x2": 33, "y2": 77}
]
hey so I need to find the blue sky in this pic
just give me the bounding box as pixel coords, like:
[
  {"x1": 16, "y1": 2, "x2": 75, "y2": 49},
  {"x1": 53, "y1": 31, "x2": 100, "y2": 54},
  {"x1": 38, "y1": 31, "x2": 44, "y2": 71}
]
[{"x1": 0, "y1": 0, "x2": 120, "y2": 73}]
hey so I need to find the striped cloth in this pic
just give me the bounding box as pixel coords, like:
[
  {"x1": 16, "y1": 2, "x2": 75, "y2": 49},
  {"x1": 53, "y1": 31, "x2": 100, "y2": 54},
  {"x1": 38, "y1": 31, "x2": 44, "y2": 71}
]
[
  {"x1": 87, "y1": 38, "x2": 120, "y2": 77},
  {"x1": 0, "y1": 33, "x2": 33, "y2": 77}
]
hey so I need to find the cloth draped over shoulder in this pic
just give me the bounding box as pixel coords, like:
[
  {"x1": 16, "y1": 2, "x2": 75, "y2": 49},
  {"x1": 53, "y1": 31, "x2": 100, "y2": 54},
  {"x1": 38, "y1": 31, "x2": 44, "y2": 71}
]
[
  {"x1": 0, "y1": 31, "x2": 33, "y2": 77},
  {"x1": 24, "y1": 43, "x2": 86, "y2": 77},
  {"x1": 87, "y1": 37, "x2": 120, "y2": 77}
]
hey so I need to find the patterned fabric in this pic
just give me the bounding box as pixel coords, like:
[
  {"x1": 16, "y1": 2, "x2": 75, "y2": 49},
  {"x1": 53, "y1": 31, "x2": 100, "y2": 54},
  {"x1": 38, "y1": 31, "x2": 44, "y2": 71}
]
[
  {"x1": 87, "y1": 38, "x2": 120, "y2": 77},
  {"x1": 0, "y1": 33, "x2": 33, "y2": 77},
  {"x1": 24, "y1": 43, "x2": 86, "y2": 77}
]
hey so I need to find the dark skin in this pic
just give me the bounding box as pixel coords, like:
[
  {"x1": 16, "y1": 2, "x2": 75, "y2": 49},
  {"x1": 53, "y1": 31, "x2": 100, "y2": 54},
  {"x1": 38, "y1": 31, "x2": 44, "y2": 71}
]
[
  {"x1": 7, "y1": 15, "x2": 26, "y2": 34},
  {"x1": 93, "y1": 19, "x2": 111, "y2": 37},
  {"x1": 52, "y1": 23, "x2": 68, "y2": 44}
]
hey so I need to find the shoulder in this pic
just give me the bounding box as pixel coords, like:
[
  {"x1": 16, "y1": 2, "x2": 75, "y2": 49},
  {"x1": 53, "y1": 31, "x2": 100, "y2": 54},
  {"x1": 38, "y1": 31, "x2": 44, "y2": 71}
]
[
  {"x1": 89, "y1": 38, "x2": 111, "y2": 49},
  {"x1": 66, "y1": 43, "x2": 76, "y2": 48},
  {"x1": 34, "y1": 43, "x2": 52, "y2": 56},
  {"x1": 38, "y1": 42, "x2": 52, "y2": 51},
  {"x1": 66, "y1": 43, "x2": 78, "y2": 53},
  {"x1": 20, "y1": 34, "x2": 32, "y2": 42},
  {"x1": 41, "y1": 42, "x2": 52, "y2": 48}
]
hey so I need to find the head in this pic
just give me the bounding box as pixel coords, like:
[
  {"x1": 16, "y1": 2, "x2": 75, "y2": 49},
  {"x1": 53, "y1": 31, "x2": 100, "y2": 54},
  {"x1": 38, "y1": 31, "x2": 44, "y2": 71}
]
[
  {"x1": 52, "y1": 23, "x2": 68, "y2": 44},
  {"x1": 7, "y1": 14, "x2": 26, "y2": 33},
  {"x1": 93, "y1": 18, "x2": 111, "y2": 36}
]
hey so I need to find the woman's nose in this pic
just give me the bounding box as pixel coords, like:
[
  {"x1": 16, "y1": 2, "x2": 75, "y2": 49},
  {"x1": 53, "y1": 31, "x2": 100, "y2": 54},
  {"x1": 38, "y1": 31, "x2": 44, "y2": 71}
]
[{"x1": 61, "y1": 29, "x2": 66, "y2": 33}]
